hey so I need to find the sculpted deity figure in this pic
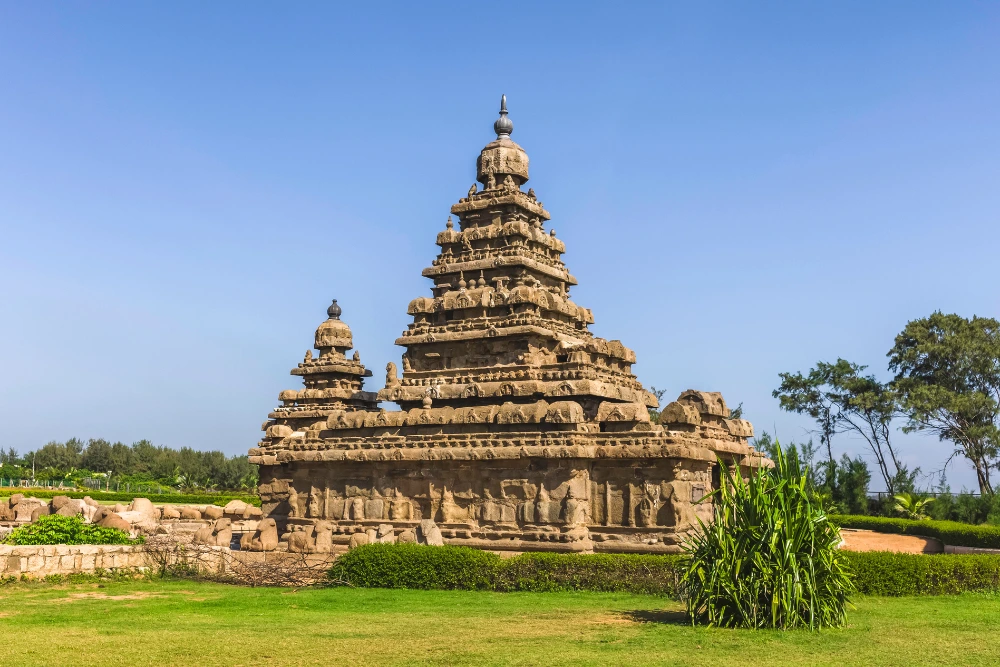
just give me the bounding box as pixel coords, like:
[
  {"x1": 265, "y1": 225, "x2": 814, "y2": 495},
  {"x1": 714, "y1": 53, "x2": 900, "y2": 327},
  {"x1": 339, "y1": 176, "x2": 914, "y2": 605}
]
[
  {"x1": 440, "y1": 487, "x2": 462, "y2": 523},
  {"x1": 534, "y1": 483, "x2": 556, "y2": 524},
  {"x1": 468, "y1": 183, "x2": 477, "y2": 199},
  {"x1": 385, "y1": 361, "x2": 400, "y2": 387},
  {"x1": 389, "y1": 489, "x2": 412, "y2": 521},
  {"x1": 636, "y1": 483, "x2": 659, "y2": 527},
  {"x1": 348, "y1": 495, "x2": 365, "y2": 521},
  {"x1": 665, "y1": 466, "x2": 697, "y2": 530},
  {"x1": 402, "y1": 355, "x2": 413, "y2": 372},
  {"x1": 562, "y1": 485, "x2": 589, "y2": 526},
  {"x1": 352, "y1": 350, "x2": 361, "y2": 362},
  {"x1": 287, "y1": 486, "x2": 299, "y2": 518},
  {"x1": 303, "y1": 349, "x2": 313, "y2": 363},
  {"x1": 503, "y1": 174, "x2": 516, "y2": 191},
  {"x1": 307, "y1": 487, "x2": 322, "y2": 518}
]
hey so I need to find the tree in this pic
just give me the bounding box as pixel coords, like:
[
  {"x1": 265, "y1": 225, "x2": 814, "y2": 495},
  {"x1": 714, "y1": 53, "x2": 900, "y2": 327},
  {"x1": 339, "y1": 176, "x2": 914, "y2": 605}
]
[
  {"x1": 888, "y1": 312, "x2": 1000, "y2": 496},
  {"x1": 774, "y1": 359, "x2": 912, "y2": 495}
]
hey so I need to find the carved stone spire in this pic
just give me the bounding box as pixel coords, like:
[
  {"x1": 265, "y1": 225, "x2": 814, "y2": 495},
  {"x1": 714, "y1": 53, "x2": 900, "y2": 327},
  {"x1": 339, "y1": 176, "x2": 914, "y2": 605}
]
[{"x1": 494, "y1": 94, "x2": 513, "y2": 139}]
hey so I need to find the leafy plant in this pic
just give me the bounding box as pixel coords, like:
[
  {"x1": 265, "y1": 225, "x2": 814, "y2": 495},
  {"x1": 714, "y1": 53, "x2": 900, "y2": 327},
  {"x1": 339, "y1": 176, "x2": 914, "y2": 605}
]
[
  {"x1": 3, "y1": 515, "x2": 142, "y2": 546},
  {"x1": 682, "y1": 446, "x2": 854, "y2": 630},
  {"x1": 893, "y1": 492, "x2": 934, "y2": 520}
]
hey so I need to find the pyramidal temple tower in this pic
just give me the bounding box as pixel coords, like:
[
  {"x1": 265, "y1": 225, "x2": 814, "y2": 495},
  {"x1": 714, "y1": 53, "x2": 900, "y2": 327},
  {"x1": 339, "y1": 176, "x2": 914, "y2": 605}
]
[{"x1": 250, "y1": 97, "x2": 764, "y2": 554}]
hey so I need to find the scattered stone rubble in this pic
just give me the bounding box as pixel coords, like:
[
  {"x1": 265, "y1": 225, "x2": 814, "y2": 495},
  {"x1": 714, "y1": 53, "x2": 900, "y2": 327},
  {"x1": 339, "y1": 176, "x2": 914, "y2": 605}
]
[{"x1": 250, "y1": 97, "x2": 769, "y2": 554}]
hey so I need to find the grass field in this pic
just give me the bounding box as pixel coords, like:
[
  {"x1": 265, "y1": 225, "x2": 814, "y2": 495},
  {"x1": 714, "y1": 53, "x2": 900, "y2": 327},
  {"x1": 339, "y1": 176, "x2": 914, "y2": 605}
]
[{"x1": 1, "y1": 581, "x2": 998, "y2": 666}]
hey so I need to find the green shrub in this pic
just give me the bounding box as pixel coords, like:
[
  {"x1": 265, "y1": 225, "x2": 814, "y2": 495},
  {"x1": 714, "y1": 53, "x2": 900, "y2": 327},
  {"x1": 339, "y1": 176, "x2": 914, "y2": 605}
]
[
  {"x1": 0, "y1": 490, "x2": 260, "y2": 506},
  {"x1": 683, "y1": 448, "x2": 854, "y2": 629},
  {"x1": 329, "y1": 543, "x2": 501, "y2": 590},
  {"x1": 845, "y1": 552, "x2": 1000, "y2": 596},
  {"x1": 3, "y1": 515, "x2": 142, "y2": 546},
  {"x1": 830, "y1": 515, "x2": 1000, "y2": 549},
  {"x1": 327, "y1": 543, "x2": 1000, "y2": 599},
  {"x1": 495, "y1": 552, "x2": 684, "y2": 594}
]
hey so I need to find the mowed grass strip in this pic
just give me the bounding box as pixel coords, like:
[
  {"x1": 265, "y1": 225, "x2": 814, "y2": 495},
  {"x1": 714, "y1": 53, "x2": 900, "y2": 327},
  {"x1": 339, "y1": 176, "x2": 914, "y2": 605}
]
[{"x1": 1, "y1": 580, "x2": 999, "y2": 666}]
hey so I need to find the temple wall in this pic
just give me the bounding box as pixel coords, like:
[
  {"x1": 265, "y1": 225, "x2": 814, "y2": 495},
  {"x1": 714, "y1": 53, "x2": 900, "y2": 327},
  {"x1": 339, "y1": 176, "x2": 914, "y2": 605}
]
[{"x1": 258, "y1": 456, "x2": 716, "y2": 553}]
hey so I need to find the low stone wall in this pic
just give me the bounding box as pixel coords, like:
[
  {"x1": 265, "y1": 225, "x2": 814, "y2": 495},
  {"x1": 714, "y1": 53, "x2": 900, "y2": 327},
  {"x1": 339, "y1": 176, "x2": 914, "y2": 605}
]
[
  {"x1": 0, "y1": 542, "x2": 334, "y2": 583},
  {"x1": 1, "y1": 544, "x2": 151, "y2": 577}
]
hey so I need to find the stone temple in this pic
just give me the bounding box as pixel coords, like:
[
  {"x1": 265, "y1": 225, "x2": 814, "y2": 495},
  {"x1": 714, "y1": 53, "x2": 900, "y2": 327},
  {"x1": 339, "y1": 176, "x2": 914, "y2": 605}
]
[{"x1": 249, "y1": 97, "x2": 764, "y2": 553}]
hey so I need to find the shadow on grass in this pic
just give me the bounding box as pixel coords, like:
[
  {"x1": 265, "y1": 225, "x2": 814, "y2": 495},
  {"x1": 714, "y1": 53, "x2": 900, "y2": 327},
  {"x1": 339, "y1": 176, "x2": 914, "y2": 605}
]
[{"x1": 622, "y1": 609, "x2": 690, "y2": 625}]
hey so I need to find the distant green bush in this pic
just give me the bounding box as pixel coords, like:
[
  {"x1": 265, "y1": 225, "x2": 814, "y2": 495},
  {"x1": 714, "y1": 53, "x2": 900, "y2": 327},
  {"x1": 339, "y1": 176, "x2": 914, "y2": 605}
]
[
  {"x1": 843, "y1": 551, "x2": 1000, "y2": 596},
  {"x1": 0, "y1": 490, "x2": 260, "y2": 506},
  {"x1": 2, "y1": 515, "x2": 142, "y2": 546},
  {"x1": 831, "y1": 515, "x2": 1000, "y2": 549}
]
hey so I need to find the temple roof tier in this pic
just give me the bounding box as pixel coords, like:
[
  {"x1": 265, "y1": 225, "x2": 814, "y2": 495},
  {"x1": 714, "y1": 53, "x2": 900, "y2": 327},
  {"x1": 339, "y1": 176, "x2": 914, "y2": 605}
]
[{"x1": 435, "y1": 221, "x2": 564, "y2": 255}]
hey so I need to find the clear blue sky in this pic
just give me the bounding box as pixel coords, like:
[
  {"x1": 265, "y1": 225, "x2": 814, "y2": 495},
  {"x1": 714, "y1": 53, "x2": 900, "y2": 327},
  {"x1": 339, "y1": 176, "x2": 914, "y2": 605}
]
[{"x1": 2, "y1": 4, "x2": 998, "y2": 491}]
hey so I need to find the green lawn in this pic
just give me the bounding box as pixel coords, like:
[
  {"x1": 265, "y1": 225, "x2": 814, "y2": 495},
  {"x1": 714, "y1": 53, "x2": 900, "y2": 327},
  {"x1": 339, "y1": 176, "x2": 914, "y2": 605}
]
[{"x1": 1, "y1": 580, "x2": 997, "y2": 666}]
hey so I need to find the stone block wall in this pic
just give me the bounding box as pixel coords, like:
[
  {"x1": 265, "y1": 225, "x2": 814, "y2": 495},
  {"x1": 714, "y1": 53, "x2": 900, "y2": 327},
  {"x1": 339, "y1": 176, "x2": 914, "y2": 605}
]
[{"x1": 1, "y1": 544, "x2": 150, "y2": 578}]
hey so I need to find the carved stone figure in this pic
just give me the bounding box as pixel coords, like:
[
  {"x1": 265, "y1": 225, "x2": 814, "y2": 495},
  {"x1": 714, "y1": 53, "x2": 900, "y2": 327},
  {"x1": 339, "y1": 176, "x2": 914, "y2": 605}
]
[
  {"x1": 389, "y1": 489, "x2": 412, "y2": 521},
  {"x1": 636, "y1": 483, "x2": 659, "y2": 528},
  {"x1": 439, "y1": 487, "x2": 462, "y2": 524},
  {"x1": 385, "y1": 362, "x2": 400, "y2": 387},
  {"x1": 307, "y1": 487, "x2": 321, "y2": 518},
  {"x1": 240, "y1": 518, "x2": 278, "y2": 551}
]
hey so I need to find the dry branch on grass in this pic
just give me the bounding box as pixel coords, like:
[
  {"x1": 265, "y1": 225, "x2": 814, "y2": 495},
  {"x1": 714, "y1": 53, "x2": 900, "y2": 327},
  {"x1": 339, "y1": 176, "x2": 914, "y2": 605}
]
[{"x1": 141, "y1": 535, "x2": 337, "y2": 587}]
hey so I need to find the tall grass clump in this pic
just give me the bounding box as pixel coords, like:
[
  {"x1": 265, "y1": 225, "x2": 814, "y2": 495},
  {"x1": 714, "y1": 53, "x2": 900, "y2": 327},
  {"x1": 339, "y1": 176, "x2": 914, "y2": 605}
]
[{"x1": 683, "y1": 446, "x2": 854, "y2": 630}]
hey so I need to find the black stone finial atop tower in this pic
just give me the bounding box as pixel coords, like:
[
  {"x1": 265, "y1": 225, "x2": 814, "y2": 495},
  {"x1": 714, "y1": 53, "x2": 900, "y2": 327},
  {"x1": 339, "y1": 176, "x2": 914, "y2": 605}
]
[
  {"x1": 494, "y1": 94, "x2": 513, "y2": 139},
  {"x1": 327, "y1": 299, "x2": 342, "y2": 320}
]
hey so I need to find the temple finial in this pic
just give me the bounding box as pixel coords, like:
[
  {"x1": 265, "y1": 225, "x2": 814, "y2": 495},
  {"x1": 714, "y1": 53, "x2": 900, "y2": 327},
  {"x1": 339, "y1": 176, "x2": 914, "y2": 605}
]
[
  {"x1": 327, "y1": 299, "x2": 342, "y2": 320},
  {"x1": 494, "y1": 94, "x2": 513, "y2": 139}
]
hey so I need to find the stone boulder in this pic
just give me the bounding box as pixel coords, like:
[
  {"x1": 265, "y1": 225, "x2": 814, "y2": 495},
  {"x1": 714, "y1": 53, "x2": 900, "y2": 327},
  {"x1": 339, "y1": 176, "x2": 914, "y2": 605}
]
[
  {"x1": 83, "y1": 496, "x2": 100, "y2": 508},
  {"x1": 14, "y1": 497, "x2": 45, "y2": 522},
  {"x1": 55, "y1": 499, "x2": 84, "y2": 517},
  {"x1": 50, "y1": 495, "x2": 72, "y2": 510},
  {"x1": 9, "y1": 493, "x2": 24, "y2": 506},
  {"x1": 240, "y1": 518, "x2": 278, "y2": 551},
  {"x1": 179, "y1": 507, "x2": 202, "y2": 520},
  {"x1": 397, "y1": 528, "x2": 417, "y2": 544},
  {"x1": 223, "y1": 499, "x2": 251, "y2": 519},
  {"x1": 418, "y1": 520, "x2": 444, "y2": 546},
  {"x1": 30, "y1": 505, "x2": 51, "y2": 522},
  {"x1": 129, "y1": 498, "x2": 157, "y2": 517},
  {"x1": 160, "y1": 506, "x2": 181, "y2": 520},
  {"x1": 97, "y1": 512, "x2": 132, "y2": 532},
  {"x1": 202, "y1": 505, "x2": 224, "y2": 521}
]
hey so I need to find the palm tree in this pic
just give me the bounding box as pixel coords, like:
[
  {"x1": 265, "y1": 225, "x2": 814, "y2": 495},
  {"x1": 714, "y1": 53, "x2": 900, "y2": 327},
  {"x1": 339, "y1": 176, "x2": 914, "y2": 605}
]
[{"x1": 893, "y1": 492, "x2": 934, "y2": 520}]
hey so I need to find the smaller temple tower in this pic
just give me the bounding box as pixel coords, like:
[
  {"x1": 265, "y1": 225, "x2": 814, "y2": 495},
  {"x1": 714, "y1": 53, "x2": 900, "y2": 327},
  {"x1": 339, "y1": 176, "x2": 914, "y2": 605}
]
[{"x1": 262, "y1": 299, "x2": 378, "y2": 443}]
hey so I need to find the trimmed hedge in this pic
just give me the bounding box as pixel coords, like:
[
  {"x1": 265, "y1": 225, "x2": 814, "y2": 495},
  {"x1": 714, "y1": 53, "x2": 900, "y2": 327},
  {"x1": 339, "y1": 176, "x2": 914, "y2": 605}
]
[
  {"x1": 843, "y1": 551, "x2": 1000, "y2": 596},
  {"x1": 494, "y1": 552, "x2": 684, "y2": 594},
  {"x1": 0, "y1": 490, "x2": 261, "y2": 507},
  {"x1": 831, "y1": 515, "x2": 1000, "y2": 549},
  {"x1": 329, "y1": 543, "x2": 501, "y2": 590},
  {"x1": 329, "y1": 544, "x2": 1000, "y2": 598}
]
